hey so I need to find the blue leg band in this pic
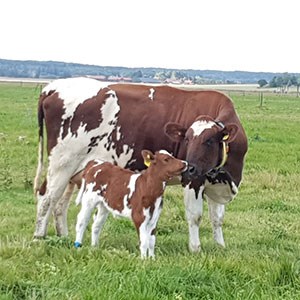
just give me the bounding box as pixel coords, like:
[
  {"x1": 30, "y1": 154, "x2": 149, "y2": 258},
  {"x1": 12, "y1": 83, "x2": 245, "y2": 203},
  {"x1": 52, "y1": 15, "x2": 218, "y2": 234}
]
[{"x1": 74, "y1": 241, "x2": 82, "y2": 248}]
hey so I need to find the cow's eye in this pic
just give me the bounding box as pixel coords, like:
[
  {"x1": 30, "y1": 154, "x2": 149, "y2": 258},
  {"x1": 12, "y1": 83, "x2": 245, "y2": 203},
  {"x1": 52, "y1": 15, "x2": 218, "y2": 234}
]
[
  {"x1": 204, "y1": 139, "x2": 212, "y2": 146},
  {"x1": 164, "y1": 157, "x2": 170, "y2": 162}
]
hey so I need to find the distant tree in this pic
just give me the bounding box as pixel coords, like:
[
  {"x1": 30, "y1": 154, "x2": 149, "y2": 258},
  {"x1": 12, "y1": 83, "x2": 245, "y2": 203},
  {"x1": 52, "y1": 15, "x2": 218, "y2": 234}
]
[
  {"x1": 296, "y1": 77, "x2": 300, "y2": 97},
  {"x1": 269, "y1": 76, "x2": 283, "y2": 88},
  {"x1": 131, "y1": 70, "x2": 143, "y2": 79},
  {"x1": 258, "y1": 79, "x2": 268, "y2": 87}
]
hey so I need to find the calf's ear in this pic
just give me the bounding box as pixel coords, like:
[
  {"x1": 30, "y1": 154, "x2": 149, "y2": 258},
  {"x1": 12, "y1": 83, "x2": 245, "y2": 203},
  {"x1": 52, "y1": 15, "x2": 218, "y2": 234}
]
[
  {"x1": 224, "y1": 124, "x2": 239, "y2": 143},
  {"x1": 141, "y1": 150, "x2": 155, "y2": 167},
  {"x1": 164, "y1": 122, "x2": 187, "y2": 142}
]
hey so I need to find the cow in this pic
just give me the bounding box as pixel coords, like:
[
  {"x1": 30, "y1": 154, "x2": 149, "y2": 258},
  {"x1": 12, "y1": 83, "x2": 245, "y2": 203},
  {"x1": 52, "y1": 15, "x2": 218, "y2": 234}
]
[
  {"x1": 34, "y1": 77, "x2": 248, "y2": 252},
  {"x1": 73, "y1": 150, "x2": 187, "y2": 258}
]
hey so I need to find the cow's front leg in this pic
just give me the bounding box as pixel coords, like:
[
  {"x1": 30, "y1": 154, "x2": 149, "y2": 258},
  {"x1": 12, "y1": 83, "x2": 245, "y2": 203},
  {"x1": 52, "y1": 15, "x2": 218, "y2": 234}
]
[
  {"x1": 207, "y1": 197, "x2": 225, "y2": 247},
  {"x1": 204, "y1": 178, "x2": 238, "y2": 247},
  {"x1": 184, "y1": 185, "x2": 204, "y2": 253}
]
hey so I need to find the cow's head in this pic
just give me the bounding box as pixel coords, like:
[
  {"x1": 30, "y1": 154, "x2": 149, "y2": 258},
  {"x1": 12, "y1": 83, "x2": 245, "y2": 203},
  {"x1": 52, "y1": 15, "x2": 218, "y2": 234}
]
[{"x1": 164, "y1": 115, "x2": 238, "y2": 180}]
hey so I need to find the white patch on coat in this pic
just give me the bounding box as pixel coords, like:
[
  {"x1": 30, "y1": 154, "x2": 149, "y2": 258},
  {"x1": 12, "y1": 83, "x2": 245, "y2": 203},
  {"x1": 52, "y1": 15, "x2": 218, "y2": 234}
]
[
  {"x1": 93, "y1": 159, "x2": 105, "y2": 167},
  {"x1": 190, "y1": 120, "x2": 215, "y2": 137},
  {"x1": 47, "y1": 87, "x2": 134, "y2": 181},
  {"x1": 120, "y1": 173, "x2": 141, "y2": 218},
  {"x1": 76, "y1": 180, "x2": 96, "y2": 206},
  {"x1": 158, "y1": 149, "x2": 172, "y2": 156},
  {"x1": 101, "y1": 173, "x2": 141, "y2": 219},
  {"x1": 150, "y1": 196, "x2": 163, "y2": 226},
  {"x1": 93, "y1": 168, "x2": 103, "y2": 179},
  {"x1": 43, "y1": 77, "x2": 108, "y2": 120},
  {"x1": 204, "y1": 180, "x2": 238, "y2": 204},
  {"x1": 148, "y1": 88, "x2": 155, "y2": 100},
  {"x1": 75, "y1": 178, "x2": 85, "y2": 206},
  {"x1": 114, "y1": 145, "x2": 134, "y2": 166},
  {"x1": 127, "y1": 173, "x2": 141, "y2": 198},
  {"x1": 116, "y1": 126, "x2": 122, "y2": 141}
]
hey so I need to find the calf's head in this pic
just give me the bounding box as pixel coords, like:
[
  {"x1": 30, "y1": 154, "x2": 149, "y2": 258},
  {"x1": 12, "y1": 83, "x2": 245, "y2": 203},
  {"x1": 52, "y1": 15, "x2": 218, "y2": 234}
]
[
  {"x1": 141, "y1": 150, "x2": 187, "y2": 181},
  {"x1": 164, "y1": 115, "x2": 238, "y2": 179}
]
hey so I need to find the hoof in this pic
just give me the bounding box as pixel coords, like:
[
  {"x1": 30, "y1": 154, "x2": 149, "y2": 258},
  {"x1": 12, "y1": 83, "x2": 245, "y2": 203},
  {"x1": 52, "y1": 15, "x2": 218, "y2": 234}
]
[
  {"x1": 74, "y1": 241, "x2": 82, "y2": 248},
  {"x1": 32, "y1": 236, "x2": 45, "y2": 242},
  {"x1": 189, "y1": 243, "x2": 201, "y2": 253}
]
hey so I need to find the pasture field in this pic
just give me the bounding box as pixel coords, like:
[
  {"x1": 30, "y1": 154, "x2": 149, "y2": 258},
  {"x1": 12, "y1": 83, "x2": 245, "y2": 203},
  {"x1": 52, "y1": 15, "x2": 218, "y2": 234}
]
[{"x1": 0, "y1": 82, "x2": 300, "y2": 299}]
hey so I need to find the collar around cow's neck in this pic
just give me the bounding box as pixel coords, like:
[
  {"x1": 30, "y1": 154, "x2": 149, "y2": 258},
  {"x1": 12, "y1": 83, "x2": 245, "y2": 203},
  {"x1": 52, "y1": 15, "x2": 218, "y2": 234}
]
[
  {"x1": 206, "y1": 122, "x2": 229, "y2": 178},
  {"x1": 215, "y1": 134, "x2": 229, "y2": 170}
]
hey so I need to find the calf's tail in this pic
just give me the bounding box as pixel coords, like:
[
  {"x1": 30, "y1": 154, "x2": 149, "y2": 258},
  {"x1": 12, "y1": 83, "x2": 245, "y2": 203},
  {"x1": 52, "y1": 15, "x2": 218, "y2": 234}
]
[{"x1": 75, "y1": 179, "x2": 86, "y2": 206}]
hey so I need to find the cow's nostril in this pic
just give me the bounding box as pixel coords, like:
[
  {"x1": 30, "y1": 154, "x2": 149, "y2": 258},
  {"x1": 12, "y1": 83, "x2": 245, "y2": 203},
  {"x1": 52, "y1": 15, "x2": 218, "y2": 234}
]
[{"x1": 188, "y1": 164, "x2": 197, "y2": 176}]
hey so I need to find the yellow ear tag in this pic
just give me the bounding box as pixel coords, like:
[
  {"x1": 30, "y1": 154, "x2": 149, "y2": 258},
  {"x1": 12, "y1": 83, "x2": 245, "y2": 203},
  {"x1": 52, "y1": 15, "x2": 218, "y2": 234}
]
[
  {"x1": 144, "y1": 155, "x2": 151, "y2": 167},
  {"x1": 223, "y1": 134, "x2": 229, "y2": 141}
]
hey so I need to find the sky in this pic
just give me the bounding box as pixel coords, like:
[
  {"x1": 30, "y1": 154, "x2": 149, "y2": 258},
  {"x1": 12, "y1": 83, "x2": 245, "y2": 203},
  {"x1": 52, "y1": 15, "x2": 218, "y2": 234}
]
[{"x1": 1, "y1": 0, "x2": 299, "y2": 73}]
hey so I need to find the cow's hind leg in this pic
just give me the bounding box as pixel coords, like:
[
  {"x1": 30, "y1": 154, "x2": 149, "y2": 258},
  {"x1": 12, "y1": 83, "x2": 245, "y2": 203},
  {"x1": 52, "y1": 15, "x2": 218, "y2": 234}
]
[
  {"x1": 91, "y1": 202, "x2": 109, "y2": 246},
  {"x1": 184, "y1": 185, "x2": 205, "y2": 253},
  {"x1": 34, "y1": 175, "x2": 71, "y2": 239},
  {"x1": 53, "y1": 182, "x2": 75, "y2": 237}
]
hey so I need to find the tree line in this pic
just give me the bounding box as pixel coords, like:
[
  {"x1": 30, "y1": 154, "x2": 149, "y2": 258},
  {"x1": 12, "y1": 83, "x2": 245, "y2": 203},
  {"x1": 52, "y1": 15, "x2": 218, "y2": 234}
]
[
  {"x1": 1, "y1": 58, "x2": 299, "y2": 86},
  {"x1": 258, "y1": 73, "x2": 300, "y2": 94}
]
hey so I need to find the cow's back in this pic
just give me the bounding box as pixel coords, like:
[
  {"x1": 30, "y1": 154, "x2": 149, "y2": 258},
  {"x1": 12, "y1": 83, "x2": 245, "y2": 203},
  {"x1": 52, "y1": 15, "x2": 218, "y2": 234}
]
[
  {"x1": 110, "y1": 84, "x2": 247, "y2": 175},
  {"x1": 39, "y1": 78, "x2": 246, "y2": 181}
]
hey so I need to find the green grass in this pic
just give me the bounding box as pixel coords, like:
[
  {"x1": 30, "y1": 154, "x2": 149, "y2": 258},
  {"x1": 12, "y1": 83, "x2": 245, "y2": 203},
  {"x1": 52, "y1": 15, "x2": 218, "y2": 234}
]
[{"x1": 0, "y1": 83, "x2": 299, "y2": 299}]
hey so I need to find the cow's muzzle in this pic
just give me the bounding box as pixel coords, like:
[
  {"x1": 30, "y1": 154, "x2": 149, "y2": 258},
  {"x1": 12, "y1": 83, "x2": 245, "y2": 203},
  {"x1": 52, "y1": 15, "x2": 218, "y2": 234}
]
[
  {"x1": 180, "y1": 163, "x2": 200, "y2": 181},
  {"x1": 187, "y1": 163, "x2": 198, "y2": 177}
]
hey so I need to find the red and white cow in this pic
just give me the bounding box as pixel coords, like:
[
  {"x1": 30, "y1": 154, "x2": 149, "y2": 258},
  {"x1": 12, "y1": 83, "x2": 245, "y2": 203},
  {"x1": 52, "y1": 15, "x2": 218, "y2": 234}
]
[
  {"x1": 34, "y1": 77, "x2": 248, "y2": 252},
  {"x1": 74, "y1": 150, "x2": 187, "y2": 258}
]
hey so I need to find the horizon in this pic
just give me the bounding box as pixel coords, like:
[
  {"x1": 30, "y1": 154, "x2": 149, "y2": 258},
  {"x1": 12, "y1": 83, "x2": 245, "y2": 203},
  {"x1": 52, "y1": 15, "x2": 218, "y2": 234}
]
[{"x1": 1, "y1": 57, "x2": 298, "y2": 75}]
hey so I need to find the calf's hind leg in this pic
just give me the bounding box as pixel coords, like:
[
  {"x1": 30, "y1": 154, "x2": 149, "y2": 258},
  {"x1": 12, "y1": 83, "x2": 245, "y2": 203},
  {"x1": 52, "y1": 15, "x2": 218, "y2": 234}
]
[
  {"x1": 91, "y1": 202, "x2": 109, "y2": 246},
  {"x1": 75, "y1": 192, "x2": 97, "y2": 247}
]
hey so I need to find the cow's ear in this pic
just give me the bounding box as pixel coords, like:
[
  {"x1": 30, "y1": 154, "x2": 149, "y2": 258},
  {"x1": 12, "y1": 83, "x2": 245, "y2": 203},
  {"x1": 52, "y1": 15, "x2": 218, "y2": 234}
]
[
  {"x1": 164, "y1": 122, "x2": 187, "y2": 142},
  {"x1": 141, "y1": 150, "x2": 155, "y2": 167},
  {"x1": 224, "y1": 124, "x2": 239, "y2": 143}
]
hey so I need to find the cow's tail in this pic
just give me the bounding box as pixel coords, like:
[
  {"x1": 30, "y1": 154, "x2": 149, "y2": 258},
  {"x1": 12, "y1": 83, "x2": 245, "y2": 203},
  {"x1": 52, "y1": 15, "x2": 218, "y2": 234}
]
[
  {"x1": 33, "y1": 95, "x2": 45, "y2": 196},
  {"x1": 75, "y1": 179, "x2": 86, "y2": 206}
]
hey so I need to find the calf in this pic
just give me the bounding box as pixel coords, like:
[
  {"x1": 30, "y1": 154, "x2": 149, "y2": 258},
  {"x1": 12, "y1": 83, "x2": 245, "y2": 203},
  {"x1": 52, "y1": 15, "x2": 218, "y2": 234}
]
[{"x1": 74, "y1": 150, "x2": 187, "y2": 258}]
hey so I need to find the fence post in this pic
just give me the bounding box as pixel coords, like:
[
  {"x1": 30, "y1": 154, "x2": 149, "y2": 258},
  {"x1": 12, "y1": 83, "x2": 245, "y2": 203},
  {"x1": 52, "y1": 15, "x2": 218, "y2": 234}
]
[{"x1": 259, "y1": 92, "x2": 264, "y2": 107}]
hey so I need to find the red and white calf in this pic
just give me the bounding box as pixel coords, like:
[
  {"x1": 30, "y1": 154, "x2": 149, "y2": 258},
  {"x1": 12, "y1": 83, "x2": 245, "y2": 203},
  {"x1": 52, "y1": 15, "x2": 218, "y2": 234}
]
[{"x1": 74, "y1": 150, "x2": 187, "y2": 258}]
